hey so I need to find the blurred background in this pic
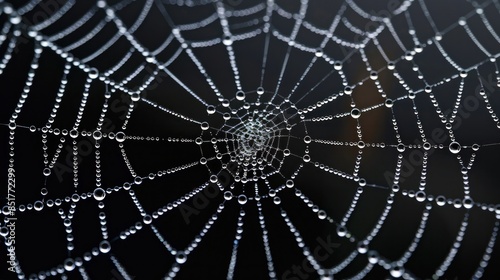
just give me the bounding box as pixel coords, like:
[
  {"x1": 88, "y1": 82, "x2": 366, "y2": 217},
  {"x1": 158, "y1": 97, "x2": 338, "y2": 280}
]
[{"x1": 1, "y1": 0, "x2": 500, "y2": 279}]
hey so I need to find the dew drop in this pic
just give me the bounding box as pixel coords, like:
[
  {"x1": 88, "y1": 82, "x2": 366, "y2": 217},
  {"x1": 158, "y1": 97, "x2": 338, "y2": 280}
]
[
  {"x1": 199, "y1": 157, "x2": 207, "y2": 165},
  {"x1": 368, "y1": 250, "x2": 379, "y2": 264},
  {"x1": 207, "y1": 105, "x2": 215, "y2": 114},
  {"x1": 353, "y1": 141, "x2": 364, "y2": 150},
  {"x1": 222, "y1": 36, "x2": 233, "y2": 46},
  {"x1": 423, "y1": 142, "x2": 431, "y2": 151},
  {"x1": 143, "y1": 215, "x2": 152, "y2": 224},
  {"x1": 269, "y1": 189, "x2": 276, "y2": 197},
  {"x1": 302, "y1": 154, "x2": 311, "y2": 162},
  {"x1": 357, "y1": 241, "x2": 368, "y2": 254},
  {"x1": 210, "y1": 175, "x2": 218, "y2": 183},
  {"x1": 238, "y1": 194, "x2": 247, "y2": 205},
  {"x1": 99, "y1": 240, "x2": 111, "y2": 253},
  {"x1": 69, "y1": 129, "x2": 79, "y2": 138},
  {"x1": 436, "y1": 195, "x2": 446, "y2": 206},
  {"x1": 315, "y1": 48, "x2": 323, "y2": 57},
  {"x1": 93, "y1": 188, "x2": 106, "y2": 201},
  {"x1": 369, "y1": 71, "x2": 378, "y2": 80},
  {"x1": 93, "y1": 130, "x2": 102, "y2": 140},
  {"x1": 72, "y1": 193, "x2": 80, "y2": 202},
  {"x1": 10, "y1": 15, "x2": 21, "y2": 25},
  {"x1": 201, "y1": 122, "x2": 210, "y2": 131},
  {"x1": 224, "y1": 191, "x2": 233, "y2": 200},
  {"x1": 404, "y1": 51, "x2": 413, "y2": 61},
  {"x1": 236, "y1": 91, "x2": 245, "y2": 101},
  {"x1": 397, "y1": 143, "x2": 406, "y2": 152},
  {"x1": 390, "y1": 264, "x2": 404, "y2": 278},
  {"x1": 286, "y1": 180, "x2": 294, "y2": 188},
  {"x1": 449, "y1": 141, "x2": 461, "y2": 154},
  {"x1": 415, "y1": 191, "x2": 426, "y2": 202},
  {"x1": 115, "y1": 132, "x2": 126, "y2": 142},
  {"x1": 64, "y1": 258, "x2": 75, "y2": 271},
  {"x1": 257, "y1": 87, "x2": 264, "y2": 95},
  {"x1": 414, "y1": 44, "x2": 423, "y2": 53},
  {"x1": 350, "y1": 108, "x2": 361, "y2": 119},
  {"x1": 130, "y1": 93, "x2": 140, "y2": 102},
  {"x1": 43, "y1": 167, "x2": 51, "y2": 176},
  {"x1": 318, "y1": 210, "x2": 326, "y2": 220},
  {"x1": 34, "y1": 200, "x2": 44, "y2": 211},
  {"x1": 176, "y1": 251, "x2": 187, "y2": 264},
  {"x1": 273, "y1": 196, "x2": 281, "y2": 205},
  {"x1": 344, "y1": 86, "x2": 353, "y2": 95},
  {"x1": 88, "y1": 68, "x2": 99, "y2": 79},
  {"x1": 336, "y1": 225, "x2": 347, "y2": 237},
  {"x1": 385, "y1": 99, "x2": 393, "y2": 108},
  {"x1": 133, "y1": 176, "x2": 142, "y2": 185},
  {"x1": 463, "y1": 198, "x2": 474, "y2": 209}
]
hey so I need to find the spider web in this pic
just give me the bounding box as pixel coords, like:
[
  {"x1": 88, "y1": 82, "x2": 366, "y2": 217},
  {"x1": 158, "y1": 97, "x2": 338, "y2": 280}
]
[{"x1": 1, "y1": 0, "x2": 500, "y2": 279}]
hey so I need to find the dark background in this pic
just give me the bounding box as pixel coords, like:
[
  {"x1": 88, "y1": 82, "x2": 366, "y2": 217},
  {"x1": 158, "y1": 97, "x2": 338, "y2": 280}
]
[{"x1": 1, "y1": 0, "x2": 500, "y2": 279}]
